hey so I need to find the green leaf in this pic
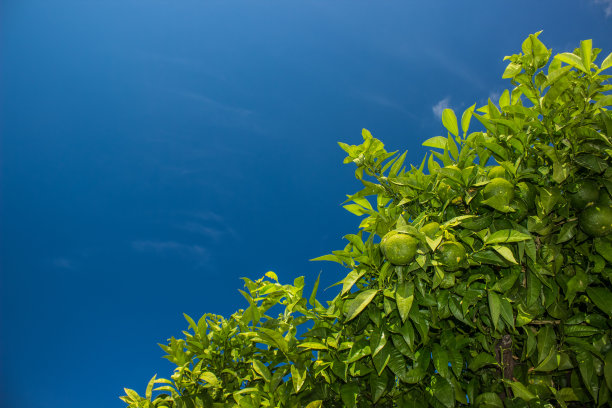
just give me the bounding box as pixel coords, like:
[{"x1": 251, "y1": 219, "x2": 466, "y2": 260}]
[
  {"x1": 387, "y1": 346, "x2": 407, "y2": 380},
  {"x1": 422, "y1": 136, "x2": 448, "y2": 149},
  {"x1": 389, "y1": 151, "x2": 407, "y2": 177},
  {"x1": 432, "y1": 344, "x2": 450, "y2": 378},
  {"x1": 448, "y1": 348, "x2": 464, "y2": 378},
  {"x1": 264, "y1": 271, "x2": 278, "y2": 281},
  {"x1": 183, "y1": 314, "x2": 198, "y2": 334},
  {"x1": 340, "y1": 383, "x2": 359, "y2": 408},
  {"x1": 370, "y1": 327, "x2": 388, "y2": 357},
  {"x1": 431, "y1": 376, "x2": 455, "y2": 408},
  {"x1": 526, "y1": 269, "x2": 542, "y2": 308},
  {"x1": 341, "y1": 269, "x2": 365, "y2": 296},
  {"x1": 310, "y1": 254, "x2": 343, "y2": 264},
  {"x1": 258, "y1": 327, "x2": 289, "y2": 354},
  {"x1": 556, "y1": 221, "x2": 577, "y2": 244},
  {"x1": 534, "y1": 349, "x2": 559, "y2": 372},
  {"x1": 555, "y1": 52, "x2": 588, "y2": 73},
  {"x1": 537, "y1": 326, "x2": 556, "y2": 365},
  {"x1": 502, "y1": 62, "x2": 522, "y2": 79},
  {"x1": 600, "y1": 51, "x2": 612, "y2": 71},
  {"x1": 604, "y1": 350, "x2": 612, "y2": 392},
  {"x1": 297, "y1": 341, "x2": 328, "y2": 350},
  {"x1": 345, "y1": 289, "x2": 378, "y2": 322},
  {"x1": 398, "y1": 321, "x2": 416, "y2": 351},
  {"x1": 370, "y1": 370, "x2": 388, "y2": 404},
  {"x1": 580, "y1": 39, "x2": 592, "y2": 72},
  {"x1": 577, "y1": 351, "x2": 599, "y2": 399},
  {"x1": 442, "y1": 108, "x2": 459, "y2": 137},
  {"x1": 586, "y1": 287, "x2": 612, "y2": 316},
  {"x1": 485, "y1": 229, "x2": 531, "y2": 245},
  {"x1": 309, "y1": 272, "x2": 320, "y2": 307},
  {"x1": 200, "y1": 372, "x2": 221, "y2": 388},
  {"x1": 488, "y1": 291, "x2": 501, "y2": 331},
  {"x1": 343, "y1": 203, "x2": 370, "y2": 216},
  {"x1": 347, "y1": 339, "x2": 371, "y2": 363},
  {"x1": 395, "y1": 281, "x2": 414, "y2": 322},
  {"x1": 468, "y1": 352, "x2": 497, "y2": 371},
  {"x1": 252, "y1": 360, "x2": 271, "y2": 382},
  {"x1": 447, "y1": 133, "x2": 459, "y2": 160},
  {"x1": 594, "y1": 94, "x2": 612, "y2": 110},
  {"x1": 305, "y1": 401, "x2": 323, "y2": 408},
  {"x1": 475, "y1": 392, "x2": 503, "y2": 408},
  {"x1": 491, "y1": 269, "x2": 520, "y2": 292},
  {"x1": 123, "y1": 388, "x2": 140, "y2": 402},
  {"x1": 145, "y1": 374, "x2": 157, "y2": 401},
  {"x1": 574, "y1": 154, "x2": 608, "y2": 173},
  {"x1": 500, "y1": 297, "x2": 514, "y2": 329},
  {"x1": 507, "y1": 381, "x2": 536, "y2": 401},
  {"x1": 372, "y1": 343, "x2": 391, "y2": 375},
  {"x1": 291, "y1": 365, "x2": 306, "y2": 393},
  {"x1": 492, "y1": 245, "x2": 517, "y2": 264},
  {"x1": 461, "y1": 103, "x2": 476, "y2": 134}
]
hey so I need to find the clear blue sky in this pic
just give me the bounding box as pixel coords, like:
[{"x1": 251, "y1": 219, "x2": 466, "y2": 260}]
[{"x1": 1, "y1": 1, "x2": 611, "y2": 407}]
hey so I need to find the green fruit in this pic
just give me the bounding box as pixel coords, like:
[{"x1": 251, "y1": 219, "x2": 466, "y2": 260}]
[
  {"x1": 421, "y1": 222, "x2": 440, "y2": 238},
  {"x1": 381, "y1": 232, "x2": 419, "y2": 265},
  {"x1": 488, "y1": 166, "x2": 507, "y2": 179},
  {"x1": 579, "y1": 204, "x2": 612, "y2": 237},
  {"x1": 436, "y1": 242, "x2": 466, "y2": 271},
  {"x1": 569, "y1": 180, "x2": 599, "y2": 209},
  {"x1": 483, "y1": 178, "x2": 515, "y2": 202},
  {"x1": 517, "y1": 182, "x2": 536, "y2": 210}
]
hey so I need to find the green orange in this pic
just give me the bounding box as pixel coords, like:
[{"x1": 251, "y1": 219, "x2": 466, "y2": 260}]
[
  {"x1": 381, "y1": 232, "x2": 419, "y2": 265},
  {"x1": 579, "y1": 204, "x2": 612, "y2": 237},
  {"x1": 484, "y1": 178, "x2": 515, "y2": 202},
  {"x1": 488, "y1": 166, "x2": 508, "y2": 179},
  {"x1": 436, "y1": 242, "x2": 466, "y2": 271},
  {"x1": 569, "y1": 180, "x2": 600, "y2": 209}
]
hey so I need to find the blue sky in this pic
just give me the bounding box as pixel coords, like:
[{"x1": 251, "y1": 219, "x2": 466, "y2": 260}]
[{"x1": 1, "y1": 1, "x2": 611, "y2": 407}]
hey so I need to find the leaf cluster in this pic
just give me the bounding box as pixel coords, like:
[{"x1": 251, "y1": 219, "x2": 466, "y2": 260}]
[{"x1": 122, "y1": 33, "x2": 612, "y2": 408}]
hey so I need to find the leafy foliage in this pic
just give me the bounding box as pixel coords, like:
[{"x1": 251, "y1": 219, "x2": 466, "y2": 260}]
[{"x1": 122, "y1": 33, "x2": 612, "y2": 407}]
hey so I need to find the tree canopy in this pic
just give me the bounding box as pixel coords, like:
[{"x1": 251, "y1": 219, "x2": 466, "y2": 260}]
[{"x1": 122, "y1": 33, "x2": 612, "y2": 408}]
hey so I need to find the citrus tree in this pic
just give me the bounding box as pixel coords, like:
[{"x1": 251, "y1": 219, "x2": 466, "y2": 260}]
[{"x1": 122, "y1": 33, "x2": 612, "y2": 408}]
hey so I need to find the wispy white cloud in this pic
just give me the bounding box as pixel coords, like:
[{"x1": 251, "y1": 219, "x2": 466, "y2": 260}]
[
  {"x1": 168, "y1": 89, "x2": 265, "y2": 133},
  {"x1": 432, "y1": 97, "x2": 451, "y2": 119},
  {"x1": 190, "y1": 211, "x2": 225, "y2": 223},
  {"x1": 176, "y1": 222, "x2": 225, "y2": 241},
  {"x1": 594, "y1": 0, "x2": 612, "y2": 16},
  {"x1": 173, "y1": 89, "x2": 254, "y2": 117},
  {"x1": 52, "y1": 257, "x2": 77, "y2": 270},
  {"x1": 422, "y1": 48, "x2": 486, "y2": 90},
  {"x1": 131, "y1": 240, "x2": 210, "y2": 261},
  {"x1": 355, "y1": 91, "x2": 406, "y2": 112},
  {"x1": 389, "y1": 43, "x2": 485, "y2": 90},
  {"x1": 135, "y1": 51, "x2": 227, "y2": 81},
  {"x1": 174, "y1": 211, "x2": 239, "y2": 242}
]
